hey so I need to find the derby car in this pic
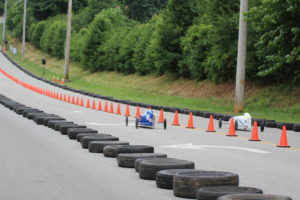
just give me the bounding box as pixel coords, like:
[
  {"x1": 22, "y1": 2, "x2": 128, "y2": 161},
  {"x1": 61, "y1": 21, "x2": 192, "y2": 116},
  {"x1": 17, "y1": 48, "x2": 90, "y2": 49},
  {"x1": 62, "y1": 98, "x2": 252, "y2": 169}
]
[
  {"x1": 219, "y1": 113, "x2": 264, "y2": 132},
  {"x1": 125, "y1": 109, "x2": 167, "y2": 130}
]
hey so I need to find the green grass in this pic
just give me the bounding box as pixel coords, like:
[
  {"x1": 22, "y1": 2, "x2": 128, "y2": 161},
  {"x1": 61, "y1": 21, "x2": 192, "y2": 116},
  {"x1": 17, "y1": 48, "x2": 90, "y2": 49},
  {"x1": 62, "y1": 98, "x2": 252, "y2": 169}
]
[{"x1": 1, "y1": 24, "x2": 300, "y2": 123}]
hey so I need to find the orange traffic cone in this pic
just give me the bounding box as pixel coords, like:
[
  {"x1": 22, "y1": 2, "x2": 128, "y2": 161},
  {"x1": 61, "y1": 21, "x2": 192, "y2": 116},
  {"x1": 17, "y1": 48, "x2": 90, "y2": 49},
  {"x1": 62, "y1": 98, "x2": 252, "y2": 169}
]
[
  {"x1": 80, "y1": 98, "x2": 84, "y2": 106},
  {"x1": 277, "y1": 125, "x2": 290, "y2": 148},
  {"x1": 206, "y1": 114, "x2": 216, "y2": 132},
  {"x1": 109, "y1": 103, "x2": 114, "y2": 113},
  {"x1": 158, "y1": 109, "x2": 164, "y2": 123},
  {"x1": 63, "y1": 94, "x2": 66, "y2": 101},
  {"x1": 91, "y1": 100, "x2": 96, "y2": 109},
  {"x1": 172, "y1": 110, "x2": 180, "y2": 126},
  {"x1": 56, "y1": 92, "x2": 59, "y2": 99},
  {"x1": 135, "y1": 106, "x2": 141, "y2": 118},
  {"x1": 86, "y1": 99, "x2": 90, "y2": 108},
  {"x1": 249, "y1": 121, "x2": 261, "y2": 141},
  {"x1": 61, "y1": 78, "x2": 64, "y2": 85},
  {"x1": 56, "y1": 77, "x2": 59, "y2": 83},
  {"x1": 148, "y1": 106, "x2": 151, "y2": 110},
  {"x1": 116, "y1": 104, "x2": 121, "y2": 115},
  {"x1": 67, "y1": 95, "x2": 71, "y2": 103},
  {"x1": 72, "y1": 96, "x2": 75, "y2": 104},
  {"x1": 98, "y1": 101, "x2": 102, "y2": 111},
  {"x1": 52, "y1": 75, "x2": 55, "y2": 82},
  {"x1": 59, "y1": 93, "x2": 63, "y2": 101},
  {"x1": 227, "y1": 118, "x2": 237, "y2": 137},
  {"x1": 186, "y1": 112, "x2": 195, "y2": 129},
  {"x1": 125, "y1": 104, "x2": 130, "y2": 116},
  {"x1": 104, "y1": 102, "x2": 108, "y2": 112},
  {"x1": 76, "y1": 97, "x2": 79, "y2": 105}
]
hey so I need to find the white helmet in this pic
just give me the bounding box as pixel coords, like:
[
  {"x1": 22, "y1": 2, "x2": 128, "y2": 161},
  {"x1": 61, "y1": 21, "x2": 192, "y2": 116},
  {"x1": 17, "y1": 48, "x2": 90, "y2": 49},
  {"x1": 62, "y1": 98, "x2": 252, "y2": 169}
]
[{"x1": 244, "y1": 113, "x2": 251, "y2": 119}]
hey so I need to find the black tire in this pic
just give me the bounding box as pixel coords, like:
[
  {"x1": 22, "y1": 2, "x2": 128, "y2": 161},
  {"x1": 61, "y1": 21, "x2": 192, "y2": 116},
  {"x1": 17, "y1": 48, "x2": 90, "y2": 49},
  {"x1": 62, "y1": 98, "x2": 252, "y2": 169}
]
[
  {"x1": 265, "y1": 121, "x2": 277, "y2": 128},
  {"x1": 81, "y1": 136, "x2": 119, "y2": 149},
  {"x1": 77, "y1": 133, "x2": 107, "y2": 142},
  {"x1": 117, "y1": 153, "x2": 167, "y2": 168},
  {"x1": 173, "y1": 170, "x2": 239, "y2": 199},
  {"x1": 116, "y1": 145, "x2": 154, "y2": 156},
  {"x1": 22, "y1": 109, "x2": 42, "y2": 118},
  {"x1": 34, "y1": 116, "x2": 62, "y2": 125},
  {"x1": 42, "y1": 117, "x2": 65, "y2": 126},
  {"x1": 196, "y1": 186, "x2": 263, "y2": 200},
  {"x1": 261, "y1": 122, "x2": 265, "y2": 132},
  {"x1": 164, "y1": 119, "x2": 167, "y2": 130},
  {"x1": 219, "y1": 119, "x2": 222, "y2": 129},
  {"x1": 89, "y1": 141, "x2": 129, "y2": 153},
  {"x1": 59, "y1": 124, "x2": 86, "y2": 135},
  {"x1": 293, "y1": 124, "x2": 300, "y2": 132},
  {"x1": 278, "y1": 123, "x2": 294, "y2": 130},
  {"x1": 53, "y1": 122, "x2": 74, "y2": 130},
  {"x1": 136, "y1": 118, "x2": 139, "y2": 129},
  {"x1": 103, "y1": 145, "x2": 130, "y2": 157},
  {"x1": 125, "y1": 116, "x2": 128, "y2": 126},
  {"x1": 15, "y1": 107, "x2": 32, "y2": 115},
  {"x1": 156, "y1": 169, "x2": 197, "y2": 189},
  {"x1": 67, "y1": 128, "x2": 98, "y2": 140},
  {"x1": 48, "y1": 120, "x2": 67, "y2": 129},
  {"x1": 25, "y1": 112, "x2": 45, "y2": 119},
  {"x1": 139, "y1": 158, "x2": 195, "y2": 180},
  {"x1": 234, "y1": 120, "x2": 238, "y2": 130},
  {"x1": 135, "y1": 157, "x2": 163, "y2": 172},
  {"x1": 217, "y1": 194, "x2": 292, "y2": 200}
]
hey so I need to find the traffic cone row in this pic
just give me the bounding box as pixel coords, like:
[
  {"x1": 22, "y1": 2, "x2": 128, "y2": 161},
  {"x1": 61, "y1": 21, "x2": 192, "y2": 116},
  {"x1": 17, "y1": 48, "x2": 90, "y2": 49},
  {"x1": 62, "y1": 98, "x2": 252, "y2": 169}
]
[{"x1": 0, "y1": 67, "x2": 292, "y2": 149}]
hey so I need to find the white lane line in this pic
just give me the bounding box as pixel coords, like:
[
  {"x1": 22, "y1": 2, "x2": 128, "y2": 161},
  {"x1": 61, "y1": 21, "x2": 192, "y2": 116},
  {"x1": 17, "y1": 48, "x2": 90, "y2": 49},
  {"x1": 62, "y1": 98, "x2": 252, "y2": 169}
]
[
  {"x1": 73, "y1": 111, "x2": 83, "y2": 113},
  {"x1": 86, "y1": 122, "x2": 133, "y2": 126},
  {"x1": 161, "y1": 143, "x2": 271, "y2": 154}
]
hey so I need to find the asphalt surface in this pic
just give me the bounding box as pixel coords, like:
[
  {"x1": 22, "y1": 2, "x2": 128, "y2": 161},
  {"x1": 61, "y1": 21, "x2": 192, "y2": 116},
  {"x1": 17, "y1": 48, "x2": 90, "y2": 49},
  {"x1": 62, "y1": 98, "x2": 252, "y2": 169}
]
[{"x1": 0, "y1": 50, "x2": 299, "y2": 199}]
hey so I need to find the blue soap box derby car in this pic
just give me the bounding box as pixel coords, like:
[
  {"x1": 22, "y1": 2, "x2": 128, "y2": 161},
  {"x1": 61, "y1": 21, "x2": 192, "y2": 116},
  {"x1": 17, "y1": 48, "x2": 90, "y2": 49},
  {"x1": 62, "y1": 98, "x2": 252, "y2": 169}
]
[{"x1": 125, "y1": 109, "x2": 167, "y2": 130}]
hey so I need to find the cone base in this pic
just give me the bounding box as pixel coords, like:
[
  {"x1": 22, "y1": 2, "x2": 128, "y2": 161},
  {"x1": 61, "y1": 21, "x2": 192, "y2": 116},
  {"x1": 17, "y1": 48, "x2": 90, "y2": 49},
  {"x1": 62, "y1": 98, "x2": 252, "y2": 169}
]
[
  {"x1": 172, "y1": 124, "x2": 180, "y2": 126},
  {"x1": 124, "y1": 115, "x2": 131, "y2": 117},
  {"x1": 206, "y1": 130, "x2": 216, "y2": 132},
  {"x1": 249, "y1": 139, "x2": 261, "y2": 142},
  {"x1": 116, "y1": 113, "x2": 121, "y2": 115},
  {"x1": 186, "y1": 127, "x2": 195, "y2": 129},
  {"x1": 276, "y1": 145, "x2": 290, "y2": 148},
  {"x1": 226, "y1": 134, "x2": 238, "y2": 137}
]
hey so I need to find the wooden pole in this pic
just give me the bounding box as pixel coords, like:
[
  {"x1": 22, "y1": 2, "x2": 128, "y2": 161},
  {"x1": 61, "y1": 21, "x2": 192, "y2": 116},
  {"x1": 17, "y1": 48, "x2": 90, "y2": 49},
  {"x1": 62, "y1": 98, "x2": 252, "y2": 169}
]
[
  {"x1": 22, "y1": 0, "x2": 27, "y2": 61},
  {"x1": 64, "y1": 0, "x2": 72, "y2": 81},
  {"x1": 234, "y1": 0, "x2": 248, "y2": 113}
]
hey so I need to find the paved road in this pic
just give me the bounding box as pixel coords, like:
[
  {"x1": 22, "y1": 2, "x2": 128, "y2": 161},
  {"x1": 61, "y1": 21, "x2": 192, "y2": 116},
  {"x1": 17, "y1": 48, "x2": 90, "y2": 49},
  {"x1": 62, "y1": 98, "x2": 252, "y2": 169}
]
[{"x1": 0, "y1": 52, "x2": 299, "y2": 200}]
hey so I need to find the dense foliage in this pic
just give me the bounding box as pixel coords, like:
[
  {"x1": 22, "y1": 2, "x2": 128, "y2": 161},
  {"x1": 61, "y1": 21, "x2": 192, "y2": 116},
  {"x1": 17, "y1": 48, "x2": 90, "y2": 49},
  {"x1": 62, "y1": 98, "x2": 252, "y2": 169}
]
[{"x1": 5, "y1": 0, "x2": 300, "y2": 84}]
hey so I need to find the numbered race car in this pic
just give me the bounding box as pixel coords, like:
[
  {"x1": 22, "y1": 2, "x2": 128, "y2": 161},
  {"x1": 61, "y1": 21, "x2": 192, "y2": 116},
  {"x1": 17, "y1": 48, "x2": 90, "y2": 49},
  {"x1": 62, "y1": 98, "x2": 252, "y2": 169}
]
[
  {"x1": 125, "y1": 109, "x2": 167, "y2": 130},
  {"x1": 219, "y1": 113, "x2": 264, "y2": 132}
]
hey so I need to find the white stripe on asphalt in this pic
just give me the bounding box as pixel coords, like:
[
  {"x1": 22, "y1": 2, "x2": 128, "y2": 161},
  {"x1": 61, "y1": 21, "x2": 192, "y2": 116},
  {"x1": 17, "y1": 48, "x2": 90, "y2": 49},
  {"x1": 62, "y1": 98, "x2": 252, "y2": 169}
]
[{"x1": 161, "y1": 143, "x2": 271, "y2": 154}]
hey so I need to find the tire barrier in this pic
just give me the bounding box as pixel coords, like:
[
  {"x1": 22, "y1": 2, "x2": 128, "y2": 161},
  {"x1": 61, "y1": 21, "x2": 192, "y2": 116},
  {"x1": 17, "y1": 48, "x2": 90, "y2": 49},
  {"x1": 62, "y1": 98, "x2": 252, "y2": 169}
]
[
  {"x1": 0, "y1": 90, "x2": 294, "y2": 199},
  {"x1": 53, "y1": 122, "x2": 75, "y2": 130},
  {"x1": 139, "y1": 158, "x2": 195, "y2": 180},
  {"x1": 117, "y1": 153, "x2": 167, "y2": 168},
  {"x1": 103, "y1": 145, "x2": 130, "y2": 157},
  {"x1": 67, "y1": 128, "x2": 98, "y2": 140},
  {"x1": 89, "y1": 141, "x2": 130, "y2": 153},
  {"x1": 76, "y1": 133, "x2": 103, "y2": 142},
  {"x1": 135, "y1": 157, "x2": 164, "y2": 172},
  {"x1": 217, "y1": 194, "x2": 292, "y2": 200},
  {"x1": 116, "y1": 145, "x2": 154, "y2": 156},
  {"x1": 59, "y1": 124, "x2": 86, "y2": 135},
  {"x1": 156, "y1": 169, "x2": 197, "y2": 189},
  {"x1": 196, "y1": 186, "x2": 263, "y2": 200},
  {"x1": 80, "y1": 135, "x2": 119, "y2": 149},
  {"x1": 173, "y1": 170, "x2": 239, "y2": 198}
]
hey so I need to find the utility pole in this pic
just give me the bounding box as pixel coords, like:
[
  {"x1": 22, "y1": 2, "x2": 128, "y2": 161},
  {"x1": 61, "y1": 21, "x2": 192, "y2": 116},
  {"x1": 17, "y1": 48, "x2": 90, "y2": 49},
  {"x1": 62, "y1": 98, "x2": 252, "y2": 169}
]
[
  {"x1": 21, "y1": 0, "x2": 27, "y2": 61},
  {"x1": 234, "y1": 0, "x2": 248, "y2": 113},
  {"x1": 64, "y1": 0, "x2": 72, "y2": 81},
  {"x1": 3, "y1": 0, "x2": 8, "y2": 43}
]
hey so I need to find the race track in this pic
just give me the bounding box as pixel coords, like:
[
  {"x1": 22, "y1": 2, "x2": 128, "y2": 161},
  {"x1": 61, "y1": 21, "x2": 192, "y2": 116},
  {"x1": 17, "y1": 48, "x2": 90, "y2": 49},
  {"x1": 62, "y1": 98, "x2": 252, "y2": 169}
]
[{"x1": 0, "y1": 52, "x2": 299, "y2": 199}]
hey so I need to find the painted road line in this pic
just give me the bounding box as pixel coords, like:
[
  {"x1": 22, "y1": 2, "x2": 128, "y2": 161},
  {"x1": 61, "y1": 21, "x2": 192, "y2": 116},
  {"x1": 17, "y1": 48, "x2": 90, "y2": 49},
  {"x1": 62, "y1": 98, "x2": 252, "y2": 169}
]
[
  {"x1": 86, "y1": 122, "x2": 133, "y2": 126},
  {"x1": 161, "y1": 143, "x2": 271, "y2": 154}
]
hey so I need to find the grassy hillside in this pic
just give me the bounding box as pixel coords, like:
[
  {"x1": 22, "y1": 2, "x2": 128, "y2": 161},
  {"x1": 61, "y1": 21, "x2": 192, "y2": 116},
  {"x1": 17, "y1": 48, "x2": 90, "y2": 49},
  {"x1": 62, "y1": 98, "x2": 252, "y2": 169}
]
[{"x1": 1, "y1": 25, "x2": 300, "y2": 123}]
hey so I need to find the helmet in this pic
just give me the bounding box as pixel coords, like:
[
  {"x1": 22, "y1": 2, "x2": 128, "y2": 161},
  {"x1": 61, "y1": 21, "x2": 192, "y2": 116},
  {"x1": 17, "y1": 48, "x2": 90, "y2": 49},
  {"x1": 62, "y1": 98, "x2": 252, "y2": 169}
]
[{"x1": 244, "y1": 113, "x2": 251, "y2": 119}]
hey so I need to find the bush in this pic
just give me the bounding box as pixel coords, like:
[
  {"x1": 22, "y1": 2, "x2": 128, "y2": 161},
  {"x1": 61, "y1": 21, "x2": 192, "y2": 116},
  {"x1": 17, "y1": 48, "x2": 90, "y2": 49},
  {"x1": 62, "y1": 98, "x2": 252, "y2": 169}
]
[
  {"x1": 179, "y1": 24, "x2": 213, "y2": 80},
  {"x1": 30, "y1": 21, "x2": 46, "y2": 48},
  {"x1": 81, "y1": 8, "x2": 130, "y2": 71},
  {"x1": 70, "y1": 28, "x2": 89, "y2": 62}
]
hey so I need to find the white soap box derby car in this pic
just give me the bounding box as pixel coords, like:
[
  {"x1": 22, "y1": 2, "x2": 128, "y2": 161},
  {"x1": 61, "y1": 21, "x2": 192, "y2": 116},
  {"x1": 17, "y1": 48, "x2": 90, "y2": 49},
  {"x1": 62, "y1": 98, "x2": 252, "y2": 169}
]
[{"x1": 219, "y1": 113, "x2": 264, "y2": 132}]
